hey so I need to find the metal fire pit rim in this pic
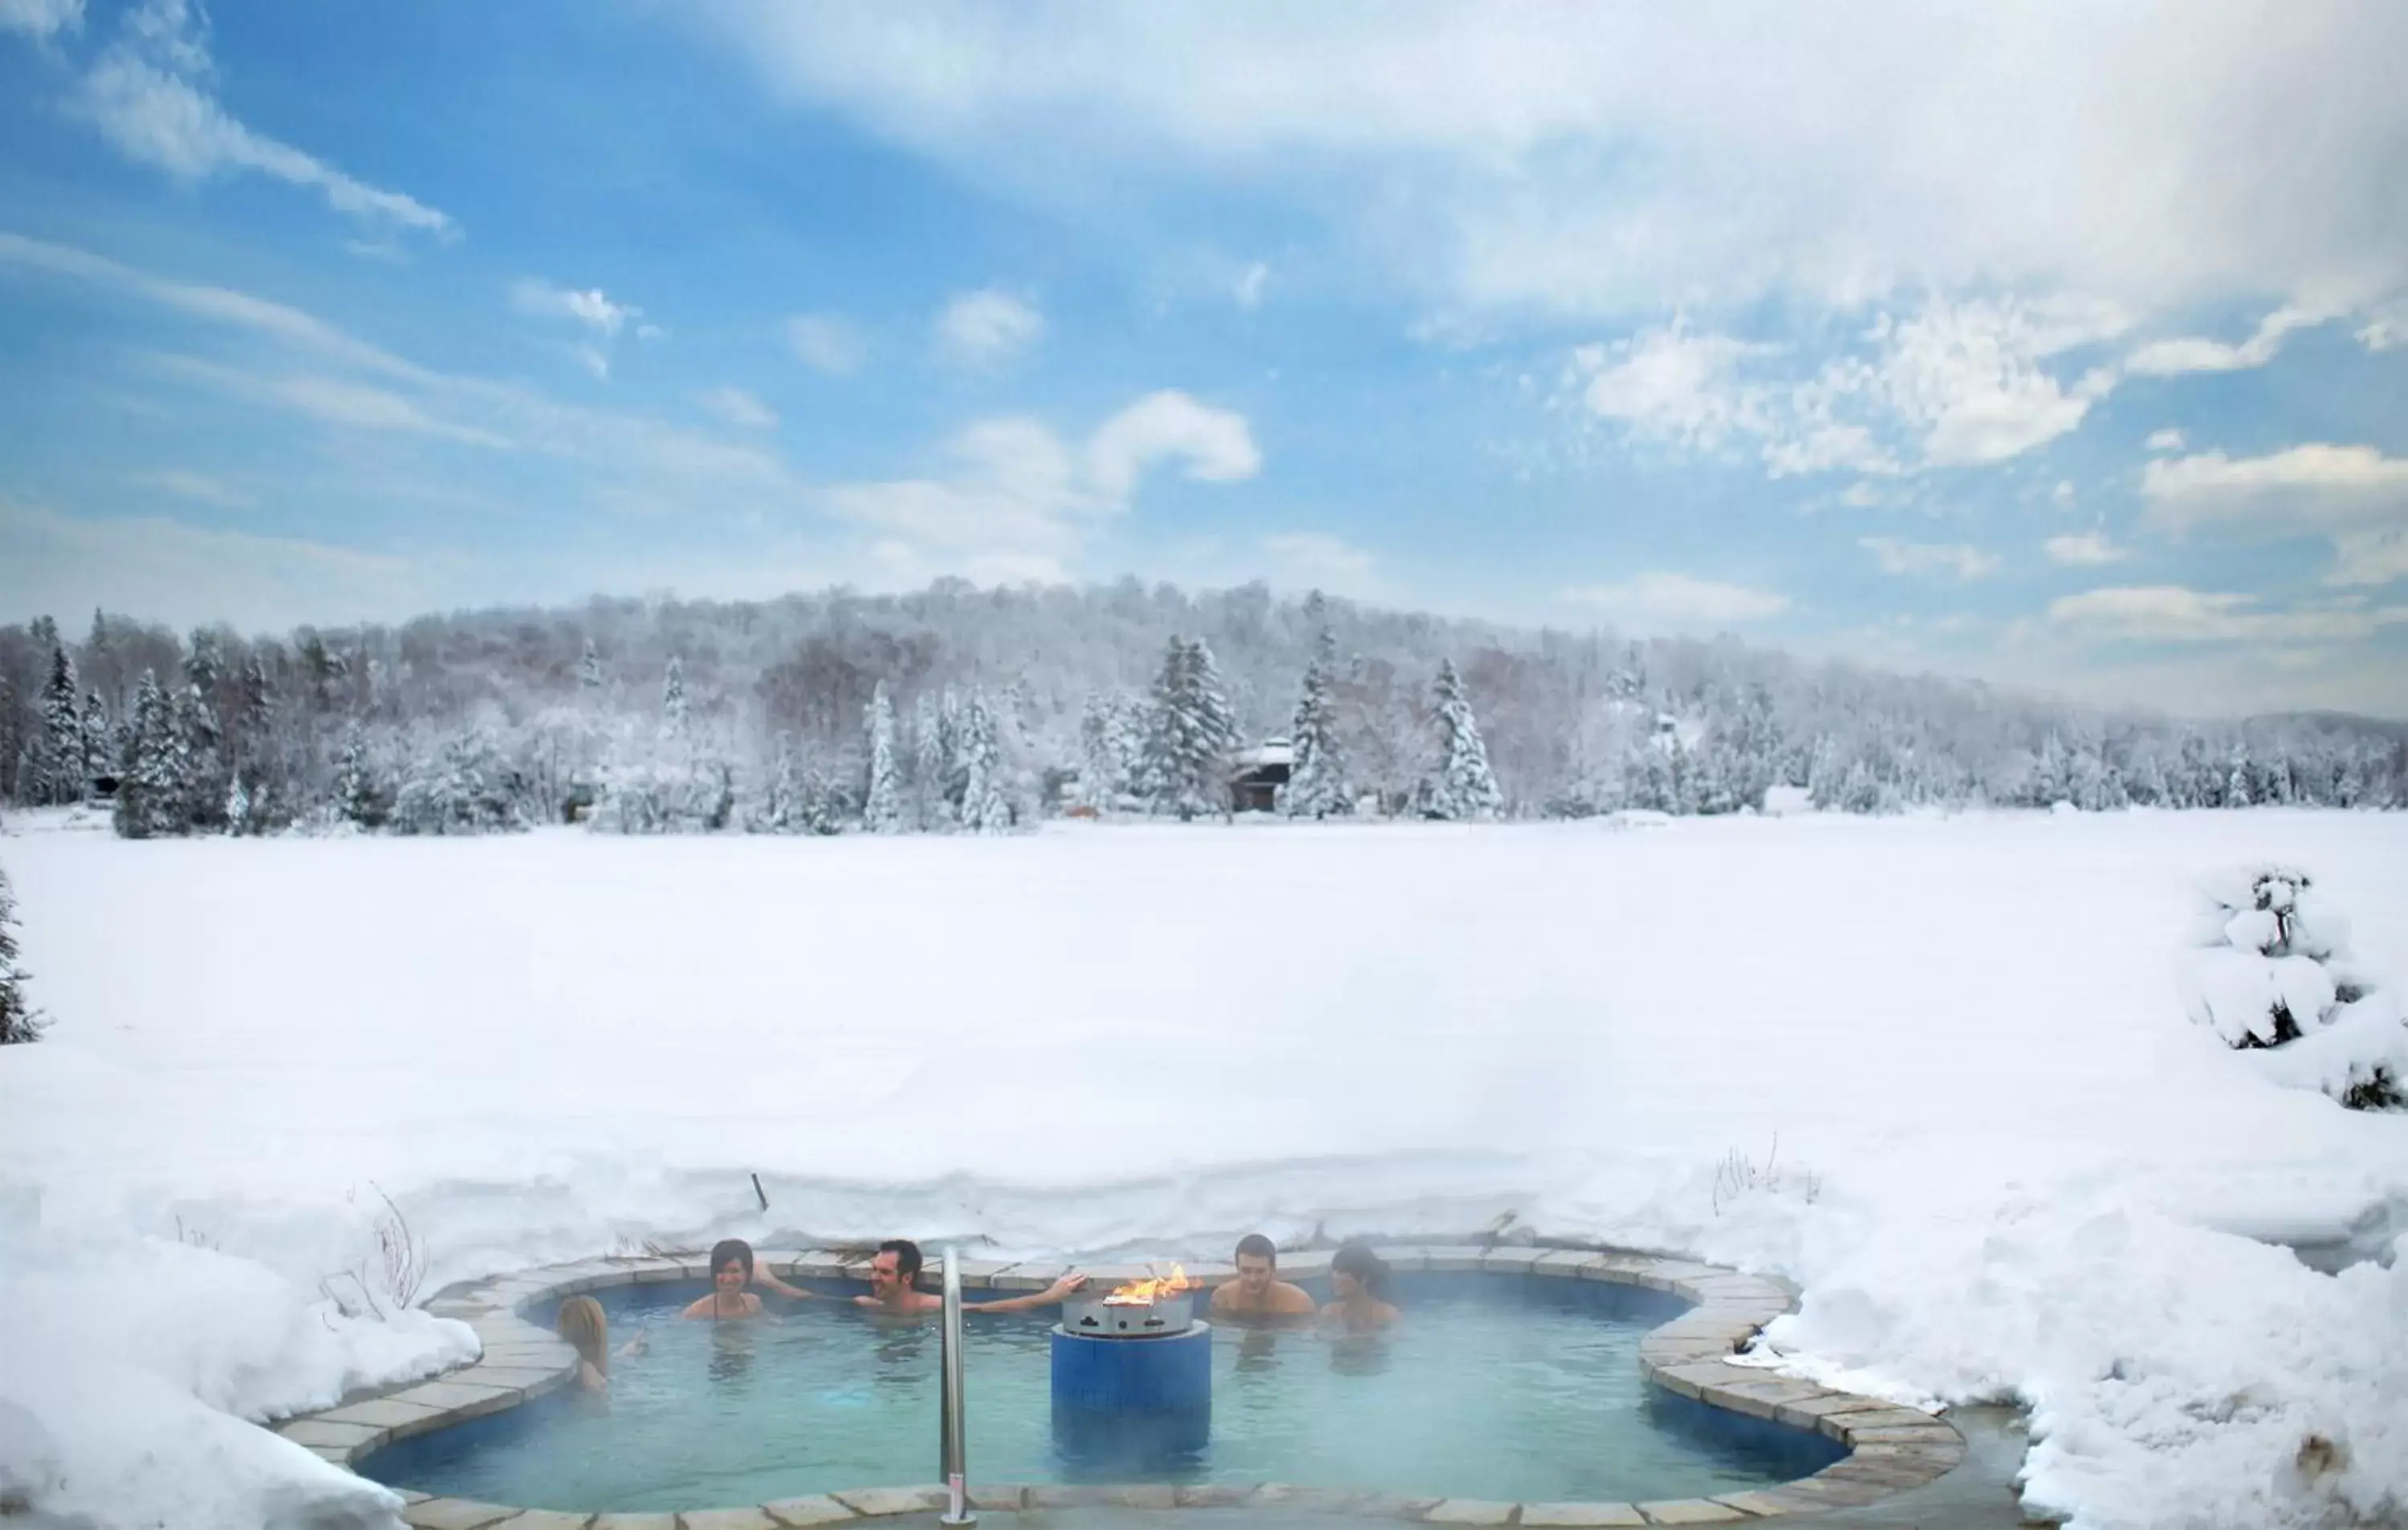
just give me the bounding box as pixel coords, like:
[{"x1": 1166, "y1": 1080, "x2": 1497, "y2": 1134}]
[{"x1": 1060, "y1": 1291, "x2": 1197, "y2": 1337}]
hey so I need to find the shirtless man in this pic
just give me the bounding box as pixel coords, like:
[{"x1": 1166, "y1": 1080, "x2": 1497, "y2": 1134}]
[
  {"x1": 854, "y1": 1239, "x2": 1088, "y2": 1316},
  {"x1": 1208, "y1": 1234, "x2": 1316, "y2": 1322}
]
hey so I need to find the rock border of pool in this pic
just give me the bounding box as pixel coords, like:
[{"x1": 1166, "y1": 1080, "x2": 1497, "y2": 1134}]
[{"x1": 279, "y1": 1244, "x2": 1965, "y2": 1528}]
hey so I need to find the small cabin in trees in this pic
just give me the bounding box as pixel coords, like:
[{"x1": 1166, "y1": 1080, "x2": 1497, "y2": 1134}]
[{"x1": 1228, "y1": 739, "x2": 1294, "y2": 813}]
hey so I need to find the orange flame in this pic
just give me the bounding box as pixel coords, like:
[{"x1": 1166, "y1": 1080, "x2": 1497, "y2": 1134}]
[{"x1": 1102, "y1": 1264, "x2": 1196, "y2": 1305}]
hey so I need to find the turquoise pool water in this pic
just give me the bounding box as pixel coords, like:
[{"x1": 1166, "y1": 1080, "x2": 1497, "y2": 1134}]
[{"x1": 357, "y1": 1275, "x2": 1841, "y2": 1513}]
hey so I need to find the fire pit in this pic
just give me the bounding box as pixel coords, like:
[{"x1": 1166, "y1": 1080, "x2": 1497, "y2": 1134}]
[
  {"x1": 1050, "y1": 1268, "x2": 1212, "y2": 1472},
  {"x1": 1063, "y1": 1269, "x2": 1197, "y2": 1337}
]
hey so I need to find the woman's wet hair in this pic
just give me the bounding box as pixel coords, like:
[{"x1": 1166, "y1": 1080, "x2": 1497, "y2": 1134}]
[
  {"x1": 555, "y1": 1295, "x2": 608, "y2": 1373},
  {"x1": 710, "y1": 1238, "x2": 755, "y2": 1279},
  {"x1": 1331, "y1": 1242, "x2": 1389, "y2": 1296}
]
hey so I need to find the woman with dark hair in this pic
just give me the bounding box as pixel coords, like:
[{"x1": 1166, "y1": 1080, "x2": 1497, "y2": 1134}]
[
  {"x1": 683, "y1": 1239, "x2": 770, "y2": 1320},
  {"x1": 1322, "y1": 1243, "x2": 1401, "y2": 1333}
]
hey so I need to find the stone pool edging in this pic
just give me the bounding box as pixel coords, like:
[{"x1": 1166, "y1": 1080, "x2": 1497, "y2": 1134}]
[{"x1": 277, "y1": 1243, "x2": 1965, "y2": 1529}]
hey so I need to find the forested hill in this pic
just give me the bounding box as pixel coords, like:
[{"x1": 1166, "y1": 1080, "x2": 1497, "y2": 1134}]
[{"x1": 2, "y1": 577, "x2": 2401, "y2": 835}]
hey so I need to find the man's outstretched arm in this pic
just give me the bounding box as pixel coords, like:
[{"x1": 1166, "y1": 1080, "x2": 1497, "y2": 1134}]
[
  {"x1": 753, "y1": 1265, "x2": 819, "y2": 1300},
  {"x1": 962, "y1": 1272, "x2": 1088, "y2": 1313}
]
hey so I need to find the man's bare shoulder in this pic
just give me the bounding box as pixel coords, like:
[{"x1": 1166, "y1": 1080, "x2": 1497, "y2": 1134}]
[{"x1": 1270, "y1": 1280, "x2": 1317, "y2": 1313}]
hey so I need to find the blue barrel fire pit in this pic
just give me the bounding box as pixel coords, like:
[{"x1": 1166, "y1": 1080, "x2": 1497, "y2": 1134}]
[{"x1": 1051, "y1": 1284, "x2": 1211, "y2": 1474}]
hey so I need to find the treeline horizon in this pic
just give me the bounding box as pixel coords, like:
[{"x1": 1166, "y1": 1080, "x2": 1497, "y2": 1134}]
[{"x1": 2, "y1": 575, "x2": 2403, "y2": 835}]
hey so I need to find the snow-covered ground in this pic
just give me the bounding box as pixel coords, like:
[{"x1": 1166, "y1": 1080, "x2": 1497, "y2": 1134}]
[{"x1": 3, "y1": 808, "x2": 2406, "y2": 1529}]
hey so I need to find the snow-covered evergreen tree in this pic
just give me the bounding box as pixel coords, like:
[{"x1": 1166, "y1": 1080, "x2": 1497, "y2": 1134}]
[
  {"x1": 0, "y1": 860, "x2": 41, "y2": 1044},
  {"x1": 77, "y1": 690, "x2": 111, "y2": 797},
  {"x1": 863, "y1": 681, "x2": 904, "y2": 832},
  {"x1": 1425, "y1": 659, "x2": 1503, "y2": 820},
  {"x1": 1286, "y1": 602, "x2": 1352, "y2": 818},
  {"x1": 911, "y1": 690, "x2": 949, "y2": 829},
  {"x1": 752, "y1": 733, "x2": 803, "y2": 833},
  {"x1": 0, "y1": 672, "x2": 20, "y2": 806},
  {"x1": 1075, "y1": 692, "x2": 1145, "y2": 811},
  {"x1": 579, "y1": 639, "x2": 604, "y2": 694},
  {"x1": 226, "y1": 775, "x2": 251, "y2": 835},
  {"x1": 335, "y1": 722, "x2": 388, "y2": 829},
  {"x1": 35, "y1": 637, "x2": 79, "y2": 805},
  {"x1": 662, "y1": 657, "x2": 689, "y2": 734},
  {"x1": 112, "y1": 671, "x2": 189, "y2": 839},
  {"x1": 938, "y1": 687, "x2": 969, "y2": 813},
  {"x1": 958, "y1": 688, "x2": 1012, "y2": 833},
  {"x1": 2180, "y1": 865, "x2": 2406, "y2": 1111},
  {"x1": 1139, "y1": 636, "x2": 1238, "y2": 820},
  {"x1": 237, "y1": 654, "x2": 272, "y2": 748}
]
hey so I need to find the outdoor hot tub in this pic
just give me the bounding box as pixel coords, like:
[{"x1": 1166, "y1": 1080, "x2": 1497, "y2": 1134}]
[{"x1": 307, "y1": 1247, "x2": 1966, "y2": 1525}]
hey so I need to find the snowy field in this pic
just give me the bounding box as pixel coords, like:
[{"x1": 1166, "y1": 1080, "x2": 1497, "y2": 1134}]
[{"x1": 3, "y1": 809, "x2": 2407, "y2": 1529}]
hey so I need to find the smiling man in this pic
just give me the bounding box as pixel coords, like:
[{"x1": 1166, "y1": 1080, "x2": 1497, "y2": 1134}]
[
  {"x1": 852, "y1": 1238, "x2": 1088, "y2": 1316},
  {"x1": 1209, "y1": 1233, "x2": 1316, "y2": 1322}
]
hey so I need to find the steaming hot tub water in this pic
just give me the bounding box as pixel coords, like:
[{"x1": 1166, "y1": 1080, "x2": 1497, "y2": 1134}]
[{"x1": 358, "y1": 1275, "x2": 1844, "y2": 1515}]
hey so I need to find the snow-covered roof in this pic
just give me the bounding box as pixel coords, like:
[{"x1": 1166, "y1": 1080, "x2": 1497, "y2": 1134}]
[{"x1": 1231, "y1": 739, "x2": 1295, "y2": 769}]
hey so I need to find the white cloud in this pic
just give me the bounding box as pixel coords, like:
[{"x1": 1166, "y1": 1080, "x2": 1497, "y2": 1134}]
[
  {"x1": 1259, "y1": 531, "x2": 1380, "y2": 597},
  {"x1": 0, "y1": 493, "x2": 437, "y2": 632},
  {"x1": 2146, "y1": 428, "x2": 2186, "y2": 452},
  {"x1": 2361, "y1": 300, "x2": 2408, "y2": 352},
  {"x1": 2143, "y1": 444, "x2": 2408, "y2": 586},
  {"x1": 0, "y1": 230, "x2": 421, "y2": 377},
  {"x1": 1575, "y1": 324, "x2": 1770, "y2": 451},
  {"x1": 1235, "y1": 262, "x2": 1270, "y2": 310},
  {"x1": 512, "y1": 280, "x2": 643, "y2": 378},
  {"x1": 787, "y1": 312, "x2": 865, "y2": 374},
  {"x1": 1873, "y1": 297, "x2": 2125, "y2": 466},
  {"x1": 689, "y1": 8, "x2": 2408, "y2": 318},
  {"x1": 143, "y1": 352, "x2": 515, "y2": 448},
  {"x1": 821, "y1": 392, "x2": 1259, "y2": 580},
  {"x1": 0, "y1": 0, "x2": 80, "y2": 39},
  {"x1": 128, "y1": 468, "x2": 253, "y2": 508},
  {"x1": 1564, "y1": 572, "x2": 1790, "y2": 629},
  {"x1": 2123, "y1": 303, "x2": 2331, "y2": 376},
  {"x1": 935, "y1": 288, "x2": 1043, "y2": 369},
  {"x1": 512, "y1": 279, "x2": 639, "y2": 340},
  {"x1": 698, "y1": 385, "x2": 778, "y2": 431},
  {"x1": 1084, "y1": 390, "x2": 1260, "y2": 501},
  {"x1": 2048, "y1": 585, "x2": 2408, "y2": 645},
  {"x1": 1571, "y1": 295, "x2": 2121, "y2": 477},
  {"x1": 2044, "y1": 531, "x2": 2127, "y2": 566},
  {"x1": 4, "y1": 232, "x2": 812, "y2": 532},
  {"x1": 1858, "y1": 535, "x2": 2001, "y2": 581},
  {"x1": 68, "y1": 0, "x2": 453, "y2": 239},
  {"x1": 2052, "y1": 479, "x2": 2076, "y2": 505}
]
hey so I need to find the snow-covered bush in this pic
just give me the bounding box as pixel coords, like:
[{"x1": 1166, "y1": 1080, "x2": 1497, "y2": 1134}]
[
  {"x1": 1, "y1": 860, "x2": 43, "y2": 1045},
  {"x1": 2178, "y1": 865, "x2": 2406, "y2": 1111},
  {"x1": 588, "y1": 757, "x2": 733, "y2": 834},
  {"x1": 387, "y1": 729, "x2": 527, "y2": 836}
]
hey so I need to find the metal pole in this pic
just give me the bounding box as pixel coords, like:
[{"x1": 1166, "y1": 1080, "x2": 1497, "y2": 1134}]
[{"x1": 939, "y1": 1246, "x2": 974, "y2": 1526}]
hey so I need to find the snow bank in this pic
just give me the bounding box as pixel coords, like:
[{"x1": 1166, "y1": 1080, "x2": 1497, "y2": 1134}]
[
  {"x1": 0, "y1": 1182, "x2": 473, "y2": 1528},
  {"x1": 3, "y1": 809, "x2": 2407, "y2": 1529}
]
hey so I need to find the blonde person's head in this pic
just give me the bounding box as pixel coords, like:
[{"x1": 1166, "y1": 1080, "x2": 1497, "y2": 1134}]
[{"x1": 556, "y1": 1295, "x2": 608, "y2": 1373}]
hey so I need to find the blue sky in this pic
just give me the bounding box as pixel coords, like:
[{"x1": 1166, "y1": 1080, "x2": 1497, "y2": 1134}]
[{"x1": 2, "y1": 1, "x2": 2405, "y2": 716}]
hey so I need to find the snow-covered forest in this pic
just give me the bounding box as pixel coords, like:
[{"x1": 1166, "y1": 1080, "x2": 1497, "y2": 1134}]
[{"x1": 2, "y1": 578, "x2": 2403, "y2": 837}]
